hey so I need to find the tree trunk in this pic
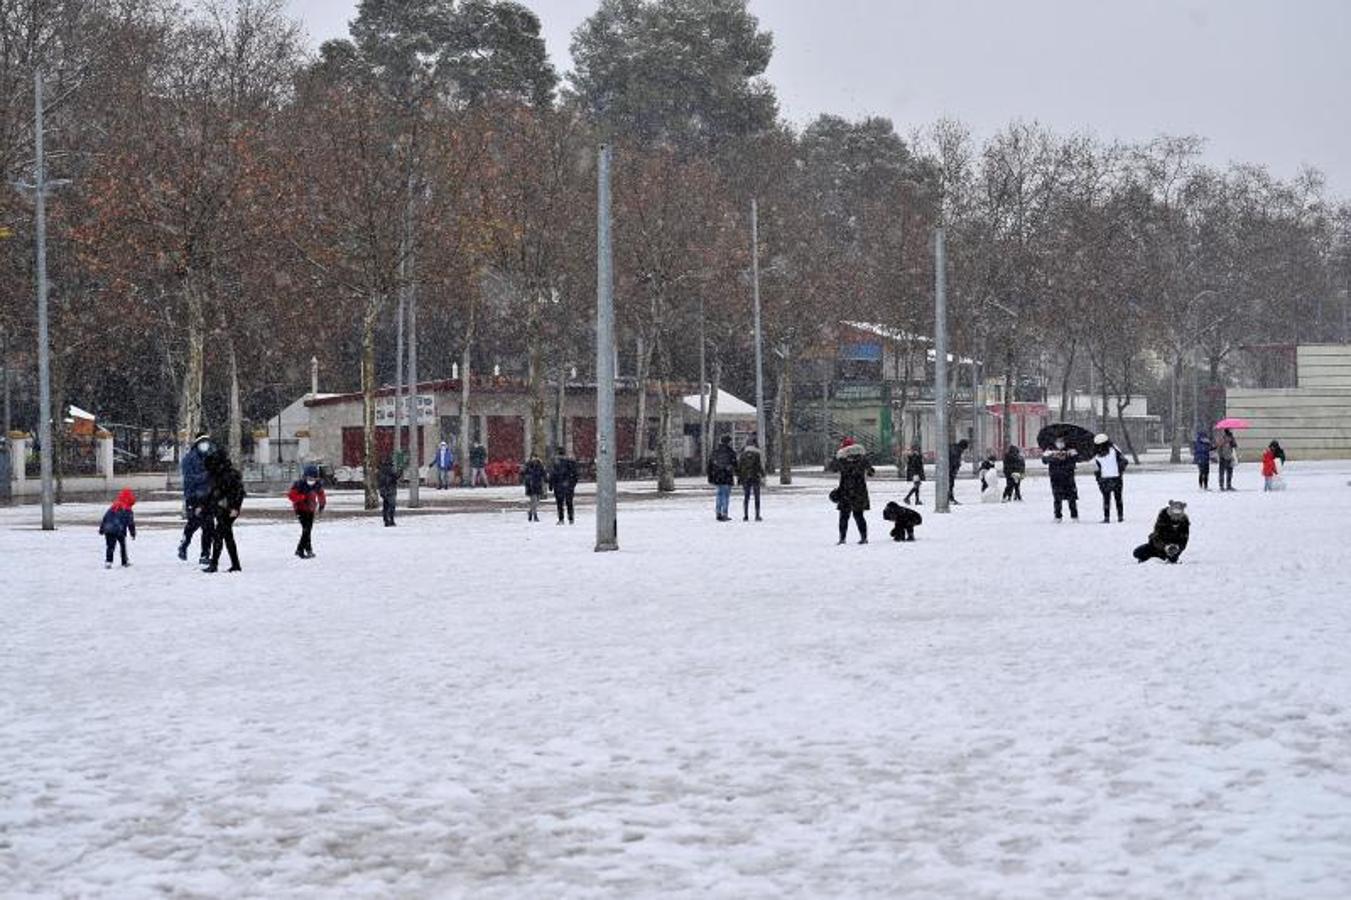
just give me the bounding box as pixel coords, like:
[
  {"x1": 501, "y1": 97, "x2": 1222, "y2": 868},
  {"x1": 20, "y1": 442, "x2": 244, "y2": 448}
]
[
  {"x1": 227, "y1": 336, "x2": 242, "y2": 466},
  {"x1": 1169, "y1": 351, "x2": 1183, "y2": 463},
  {"x1": 704, "y1": 356, "x2": 721, "y2": 456},
  {"x1": 361, "y1": 301, "x2": 379, "y2": 510},
  {"x1": 1058, "y1": 339, "x2": 1077, "y2": 421},
  {"x1": 554, "y1": 360, "x2": 566, "y2": 452},
  {"x1": 892, "y1": 342, "x2": 913, "y2": 464},
  {"x1": 1003, "y1": 348, "x2": 1015, "y2": 451},
  {"x1": 1115, "y1": 395, "x2": 1140, "y2": 464},
  {"x1": 633, "y1": 334, "x2": 651, "y2": 461},
  {"x1": 527, "y1": 295, "x2": 546, "y2": 458},
  {"x1": 458, "y1": 296, "x2": 478, "y2": 483},
  {"x1": 656, "y1": 377, "x2": 676, "y2": 492},
  {"x1": 177, "y1": 281, "x2": 206, "y2": 449},
  {"x1": 778, "y1": 347, "x2": 794, "y2": 485}
]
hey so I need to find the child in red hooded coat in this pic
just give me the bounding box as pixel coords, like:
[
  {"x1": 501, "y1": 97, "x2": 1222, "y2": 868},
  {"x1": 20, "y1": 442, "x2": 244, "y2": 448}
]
[{"x1": 99, "y1": 488, "x2": 137, "y2": 568}]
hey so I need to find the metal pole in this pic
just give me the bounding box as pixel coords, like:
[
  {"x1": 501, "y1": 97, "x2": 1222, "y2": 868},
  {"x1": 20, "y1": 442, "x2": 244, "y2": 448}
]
[
  {"x1": 34, "y1": 71, "x2": 54, "y2": 530},
  {"x1": 933, "y1": 227, "x2": 950, "y2": 514},
  {"x1": 751, "y1": 198, "x2": 766, "y2": 451},
  {"x1": 2, "y1": 327, "x2": 11, "y2": 438},
  {"x1": 698, "y1": 294, "x2": 706, "y2": 465},
  {"x1": 595, "y1": 145, "x2": 618, "y2": 551}
]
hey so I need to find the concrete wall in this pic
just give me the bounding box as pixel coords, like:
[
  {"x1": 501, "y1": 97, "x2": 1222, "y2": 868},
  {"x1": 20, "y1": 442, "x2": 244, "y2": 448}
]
[
  {"x1": 1225, "y1": 388, "x2": 1351, "y2": 460},
  {"x1": 1297, "y1": 345, "x2": 1351, "y2": 389}
]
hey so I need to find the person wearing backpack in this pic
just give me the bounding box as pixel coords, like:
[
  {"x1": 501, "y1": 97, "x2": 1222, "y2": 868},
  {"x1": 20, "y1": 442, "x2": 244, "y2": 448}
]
[{"x1": 99, "y1": 488, "x2": 137, "y2": 569}]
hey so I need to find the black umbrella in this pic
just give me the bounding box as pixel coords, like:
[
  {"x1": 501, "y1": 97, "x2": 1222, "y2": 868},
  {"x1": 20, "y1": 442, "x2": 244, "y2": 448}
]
[{"x1": 1036, "y1": 422, "x2": 1096, "y2": 457}]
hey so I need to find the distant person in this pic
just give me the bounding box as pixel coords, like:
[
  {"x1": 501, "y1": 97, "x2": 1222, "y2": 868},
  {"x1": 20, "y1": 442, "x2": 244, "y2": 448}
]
[
  {"x1": 1216, "y1": 428, "x2": 1238, "y2": 491},
  {"x1": 99, "y1": 488, "x2": 137, "y2": 569},
  {"x1": 1092, "y1": 433, "x2": 1128, "y2": 523},
  {"x1": 1041, "y1": 437, "x2": 1080, "y2": 521},
  {"x1": 737, "y1": 435, "x2": 765, "y2": 522},
  {"x1": 434, "y1": 440, "x2": 455, "y2": 489},
  {"x1": 1261, "y1": 441, "x2": 1282, "y2": 491},
  {"x1": 947, "y1": 438, "x2": 969, "y2": 505},
  {"x1": 1002, "y1": 445, "x2": 1025, "y2": 502},
  {"x1": 522, "y1": 453, "x2": 548, "y2": 522},
  {"x1": 1134, "y1": 500, "x2": 1190, "y2": 564},
  {"x1": 178, "y1": 433, "x2": 217, "y2": 564},
  {"x1": 902, "y1": 443, "x2": 925, "y2": 505},
  {"x1": 377, "y1": 457, "x2": 399, "y2": 526},
  {"x1": 1192, "y1": 429, "x2": 1213, "y2": 490},
  {"x1": 833, "y1": 437, "x2": 874, "y2": 544},
  {"x1": 707, "y1": 434, "x2": 738, "y2": 522},
  {"x1": 469, "y1": 441, "x2": 488, "y2": 487},
  {"x1": 287, "y1": 464, "x2": 326, "y2": 558},
  {"x1": 203, "y1": 453, "x2": 245, "y2": 573},
  {"x1": 549, "y1": 446, "x2": 578, "y2": 524}
]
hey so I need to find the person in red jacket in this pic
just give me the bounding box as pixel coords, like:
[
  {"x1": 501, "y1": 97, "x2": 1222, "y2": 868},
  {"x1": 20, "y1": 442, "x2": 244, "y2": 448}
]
[
  {"x1": 288, "y1": 464, "x2": 326, "y2": 558},
  {"x1": 1261, "y1": 442, "x2": 1281, "y2": 491}
]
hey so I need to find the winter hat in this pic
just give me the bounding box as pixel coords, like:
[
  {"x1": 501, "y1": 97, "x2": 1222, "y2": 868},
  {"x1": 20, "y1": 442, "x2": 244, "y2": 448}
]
[
  {"x1": 439, "y1": 440, "x2": 448, "y2": 447},
  {"x1": 113, "y1": 488, "x2": 136, "y2": 509},
  {"x1": 303, "y1": 464, "x2": 319, "y2": 478},
  {"x1": 721, "y1": 435, "x2": 732, "y2": 445},
  {"x1": 840, "y1": 437, "x2": 856, "y2": 449},
  {"x1": 1166, "y1": 499, "x2": 1187, "y2": 518},
  {"x1": 1093, "y1": 433, "x2": 1109, "y2": 446}
]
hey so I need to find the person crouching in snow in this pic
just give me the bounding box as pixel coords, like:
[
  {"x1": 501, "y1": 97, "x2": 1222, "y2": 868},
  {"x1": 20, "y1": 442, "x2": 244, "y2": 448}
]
[
  {"x1": 99, "y1": 488, "x2": 137, "y2": 568},
  {"x1": 1092, "y1": 433, "x2": 1128, "y2": 522},
  {"x1": 882, "y1": 501, "x2": 922, "y2": 541},
  {"x1": 288, "y1": 464, "x2": 326, "y2": 558},
  {"x1": 1134, "y1": 500, "x2": 1190, "y2": 564},
  {"x1": 833, "y1": 437, "x2": 874, "y2": 544}
]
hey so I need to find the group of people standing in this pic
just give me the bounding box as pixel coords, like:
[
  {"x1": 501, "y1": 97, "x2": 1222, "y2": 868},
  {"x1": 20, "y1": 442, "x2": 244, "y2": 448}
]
[
  {"x1": 1192, "y1": 428, "x2": 1286, "y2": 492},
  {"x1": 706, "y1": 434, "x2": 765, "y2": 522},
  {"x1": 177, "y1": 434, "x2": 247, "y2": 572}
]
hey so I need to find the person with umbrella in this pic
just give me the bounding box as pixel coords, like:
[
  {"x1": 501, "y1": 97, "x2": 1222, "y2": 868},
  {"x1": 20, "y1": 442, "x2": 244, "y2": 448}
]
[
  {"x1": 1041, "y1": 435, "x2": 1081, "y2": 521},
  {"x1": 1092, "y1": 433, "x2": 1128, "y2": 523},
  {"x1": 1216, "y1": 427, "x2": 1239, "y2": 491},
  {"x1": 833, "y1": 437, "x2": 874, "y2": 544}
]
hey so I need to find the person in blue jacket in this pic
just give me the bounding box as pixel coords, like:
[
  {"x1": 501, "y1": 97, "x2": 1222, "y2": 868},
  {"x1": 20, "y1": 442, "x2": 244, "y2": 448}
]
[
  {"x1": 434, "y1": 440, "x2": 455, "y2": 489},
  {"x1": 178, "y1": 434, "x2": 217, "y2": 564},
  {"x1": 1192, "y1": 429, "x2": 1213, "y2": 490},
  {"x1": 100, "y1": 488, "x2": 137, "y2": 568}
]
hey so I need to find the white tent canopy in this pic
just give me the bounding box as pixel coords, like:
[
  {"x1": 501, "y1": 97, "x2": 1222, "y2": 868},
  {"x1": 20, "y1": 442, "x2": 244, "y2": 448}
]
[{"x1": 681, "y1": 387, "x2": 756, "y2": 422}]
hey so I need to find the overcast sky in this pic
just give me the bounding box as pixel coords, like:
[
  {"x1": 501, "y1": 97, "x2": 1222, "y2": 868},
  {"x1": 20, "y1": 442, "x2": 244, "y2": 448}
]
[{"x1": 285, "y1": 0, "x2": 1351, "y2": 197}]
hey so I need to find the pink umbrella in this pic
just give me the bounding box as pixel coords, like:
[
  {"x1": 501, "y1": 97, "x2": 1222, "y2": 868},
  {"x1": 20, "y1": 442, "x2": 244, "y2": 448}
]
[{"x1": 1214, "y1": 417, "x2": 1250, "y2": 430}]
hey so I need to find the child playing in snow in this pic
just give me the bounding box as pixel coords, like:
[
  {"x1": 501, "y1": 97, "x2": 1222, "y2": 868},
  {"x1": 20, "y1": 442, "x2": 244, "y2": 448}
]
[
  {"x1": 99, "y1": 488, "x2": 137, "y2": 569},
  {"x1": 1261, "y1": 441, "x2": 1281, "y2": 491},
  {"x1": 287, "y1": 464, "x2": 326, "y2": 558}
]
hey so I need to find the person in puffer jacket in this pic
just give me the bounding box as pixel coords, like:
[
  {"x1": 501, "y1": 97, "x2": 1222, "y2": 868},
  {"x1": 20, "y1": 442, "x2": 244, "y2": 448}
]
[
  {"x1": 287, "y1": 464, "x2": 327, "y2": 558},
  {"x1": 99, "y1": 488, "x2": 137, "y2": 568}
]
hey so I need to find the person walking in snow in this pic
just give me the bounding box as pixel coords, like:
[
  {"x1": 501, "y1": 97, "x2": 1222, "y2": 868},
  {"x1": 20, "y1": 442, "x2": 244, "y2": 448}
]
[
  {"x1": 1216, "y1": 428, "x2": 1238, "y2": 491},
  {"x1": 468, "y1": 441, "x2": 488, "y2": 487},
  {"x1": 833, "y1": 437, "x2": 874, "y2": 544},
  {"x1": 434, "y1": 440, "x2": 455, "y2": 489},
  {"x1": 1192, "y1": 429, "x2": 1213, "y2": 490},
  {"x1": 902, "y1": 443, "x2": 925, "y2": 505},
  {"x1": 287, "y1": 464, "x2": 326, "y2": 558},
  {"x1": 947, "y1": 438, "x2": 969, "y2": 505},
  {"x1": 1092, "y1": 433, "x2": 1128, "y2": 523},
  {"x1": 707, "y1": 434, "x2": 738, "y2": 522},
  {"x1": 549, "y1": 446, "x2": 578, "y2": 524},
  {"x1": 99, "y1": 488, "x2": 137, "y2": 569},
  {"x1": 203, "y1": 453, "x2": 245, "y2": 573},
  {"x1": 737, "y1": 435, "x2": 765, "y2": 522},
  {"x1": 178, "y1": 433, "x2": 217, "y2": 564},
  {"x1": 1134, "y1": 500, "x2": 1190, "y2": 563},
  {"x1": 522, "y1": 453, "x2": 548, "y2": 521},
  {"x1": 1002, "y1": 444, "x2": 1025, "y2": 502},
  {"x1": 1041, "y1": 438, "x2": 1080, "y2": 521},
  {"x1": 377, "y1": 457, "x2": 399, "y2": 526}
]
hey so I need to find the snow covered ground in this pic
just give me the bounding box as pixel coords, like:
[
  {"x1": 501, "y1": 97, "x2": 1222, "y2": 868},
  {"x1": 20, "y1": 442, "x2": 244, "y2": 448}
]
[{"x1": 3, "y1": 462, "x2": 1350, "y2": 898}]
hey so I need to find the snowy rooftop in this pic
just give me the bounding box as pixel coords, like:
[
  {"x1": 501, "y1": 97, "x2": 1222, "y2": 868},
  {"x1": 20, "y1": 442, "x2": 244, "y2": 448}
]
[{"x1": 681, "y1": 387, "x2": 756, "y2": 419}]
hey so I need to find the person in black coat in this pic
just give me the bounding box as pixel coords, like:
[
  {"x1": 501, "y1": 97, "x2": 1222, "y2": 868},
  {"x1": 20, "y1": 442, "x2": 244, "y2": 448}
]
[
  {"x1": 707, "y1": 435, "x2": 738, "y2": 521},
  {"x1": 947, "y1": 439, "x2": 969, "y2": 505},
  {"x1": 833, "y1": 438, "x2": 874, "y2": 544},
  {"x1": 1002, "y1": 445, "x2": 1025, "y2": 501},
  {"x1": 203, "y1": 454, "x2": 245, "y2": 572},
  {"x1": 522, "y1": 454, "x2": 548, "y2": 522},
  {"x1": 1041, "y1": 439, "x2": 1080, "y2": 521},
  {"x1": 1134, "y1": 500, "x2": 1190, "y2": 563},
  {"x1": 902, "y1": 444, "x2": 925, "y2": 505},
  {"x1": 737, "y1": 437, "x2": 765, "y2": 522},
  {"x1": 377, "y1": 458, "x2": 399, "y2": 526},
  {"x1": 178, "y1": 434, "x2": 217, "y2": 564},
  {"x1": 549, "y1": 447, "x2": 579, "y2": 524}
]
